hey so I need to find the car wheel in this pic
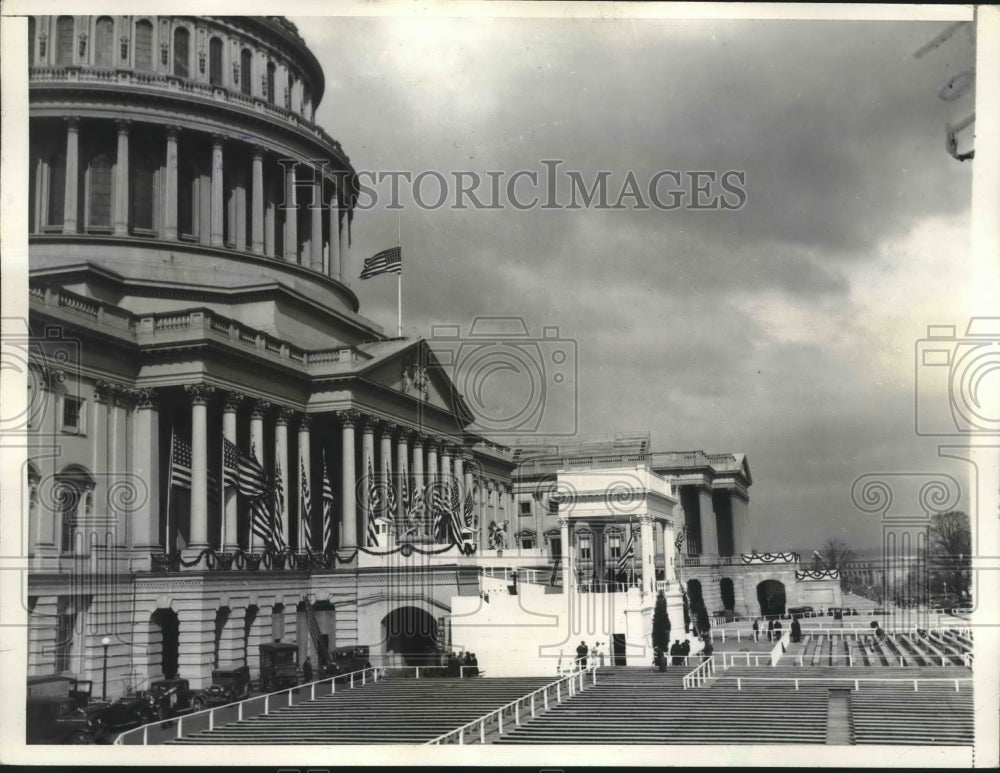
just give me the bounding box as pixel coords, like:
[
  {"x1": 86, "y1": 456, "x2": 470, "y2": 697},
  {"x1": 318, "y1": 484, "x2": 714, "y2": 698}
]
[
  {"x1": 191, "y1": 697, "x2": 206, "y2": 713},
  {"x1": 156, "y1": 704, "x2": 170, "y2": 721},
  {"x1": 69, "y1": 731, "x2": 95, "y2": 744}
]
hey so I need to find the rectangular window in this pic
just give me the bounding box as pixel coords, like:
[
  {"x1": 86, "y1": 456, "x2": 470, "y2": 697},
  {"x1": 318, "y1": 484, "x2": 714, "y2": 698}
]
[
  {"x1": 548, "y1": 499, "x2": 559, "y2": 515},
  {"x1": 131, "y1": 149, "x2": 155, "y2": 232},
  {"x1": 54, "y1": 611, "x2": 76, "y2": 673},
  {"x1": 47, "y1": 153, "x2": 66, "y2": 227},
  {"x1": 134, "y1": 21, "x2": 153, "y2": 72},
  {"x1": 520, "y1": 537, "x2": 534, "y2": 550},
  {"x1": 61, "y1": 396, "x2": 84, "y2": 434},
  {"x1": 609, "y1": 535, "x2": 622, "y2": 560},
  {"x1": 519, "y1": 501, "x2": 532, "y2": 517},
  {"x1": 579, "y1": 537, "x2": 592, "y2": 561}
]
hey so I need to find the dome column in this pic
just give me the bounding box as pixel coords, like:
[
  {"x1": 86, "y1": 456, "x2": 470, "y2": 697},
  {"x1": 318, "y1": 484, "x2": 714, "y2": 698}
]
[
  {"x1": 310, "y1": 178, "x2": 323, "y2": 271},
  {"x1": 113, "y1": 120, "x2": 130, "y2": 236},
  {"x1": 210, "y1": 134, "x2": 225, "y2": 247},
  {"x1": 251, "y1": 147, "x2": 264, "y2": 254},
  {"x1": 337, "y1": 410, "x2": 359, "y2": 549},
  {"x1": 62, "y1": 117, "x2": 79, "y2": 234},
  {"x1": 163, "y1": 125, "x2": 179, "y2": 241},
  {"x1": 328, "y1": 190, "x2": 341, "y2": 281},
  {"x1": 282, "y1": 161, "x2": 298, "y2": 262}
]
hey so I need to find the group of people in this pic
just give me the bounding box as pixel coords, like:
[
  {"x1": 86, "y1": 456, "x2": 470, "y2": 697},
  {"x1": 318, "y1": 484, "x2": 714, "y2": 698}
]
[
  {"x1": 440, "y1": 651, "x2": 479, "y2": 677},
  {"x1": 751, "y1": 618, "x2": 786, "y2": 642}
]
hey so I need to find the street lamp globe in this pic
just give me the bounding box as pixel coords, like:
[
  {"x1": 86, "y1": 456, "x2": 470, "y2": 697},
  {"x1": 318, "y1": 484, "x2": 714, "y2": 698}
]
[{"x1": 101, "y1": 636, "x2": 111, "y2": 648}]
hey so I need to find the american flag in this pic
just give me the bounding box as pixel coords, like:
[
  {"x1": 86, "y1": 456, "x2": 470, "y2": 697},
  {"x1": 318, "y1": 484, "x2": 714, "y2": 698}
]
[
  {"x1": 384, "y1": 457, "x2": 397, "y2": 521},
  {"x1": 359, "y1": 246, "x2": 401, "y2": 280},
  {"x1": 443, "y1": 479, "x2": 464, "y2": 547},
  {"x1": 272, "y1": 457, "x2": 286, "y2": 551},
  {"x1": 366, "y1": 459, "x2": 380, "y2": 546},
  {"x1": 300, "y1": 455, "x2": 312, "y2": 551},
  {"x1": 169, "y1": 430, "x2": 192, "y2": 489},
  {"x1": 431, "y1": 481, "x2": 447, "y2": 543},
  {"x1": 618, "y1": 527, "x2": 636, "y2": 571},
  {"x1": 228, "y1": 438, "x2": 268, "y2": 498},
  {"x1": 321, "y1": 451, "x2": 334, "y2": 554},
  {"x1": 463, "y1": 489, "x2": 475, "y2": 527}
]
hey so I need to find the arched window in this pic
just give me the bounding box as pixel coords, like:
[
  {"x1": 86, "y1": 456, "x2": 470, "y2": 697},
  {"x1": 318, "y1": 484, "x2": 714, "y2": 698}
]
[
  {"x1": 56, "y1": 16, "x2": 74, "y2": 65},
  {"x1": 240, "y1": 48, "x2": 252, "y2": 96},
  {"x1": 285, "y1": 71, "x2": 293, "y2": 109},
  {"x1": 56, "y1": 465, "x2": 96, "y2": 553},
  {"x1": 134, "y1": 20, "x2": 153, "y2": 71},
  {"x1": 94, "y1": 17, "x2": 114, "y2": 67},
  {"x1": 173, "y1": 27, "x2": 190, "y2": 78},
  {"x1": 86, "y1": 152, "x2": 112, "y2": 229},
  {"x1": 47, "y1": 151, "x2": 66, "y2": 227},
  {"x1": 209, "y1": 37, "x2": 223, "y2": 86},
  {"x1": 266, "y1": 61, "x2": 275, "y2": 103},
  {"x1": 28, "y1": 17, "x2": 35, "y2": 65}
]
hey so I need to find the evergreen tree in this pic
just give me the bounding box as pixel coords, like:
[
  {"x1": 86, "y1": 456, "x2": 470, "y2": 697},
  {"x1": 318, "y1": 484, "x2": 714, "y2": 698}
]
[{"x1": 652, "y1": 590, "x2": 670, "y2": 651}]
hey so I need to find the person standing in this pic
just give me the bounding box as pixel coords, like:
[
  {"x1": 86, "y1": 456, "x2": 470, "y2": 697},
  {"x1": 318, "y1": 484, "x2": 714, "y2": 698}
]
[
  {"x1": 767, "y1": 618, "x2": 775, "y2": 642},
  {"x1": 302, "y1": 656, "x2": 313, "y2": 684},
  {"x1": 752, "y1": 619, "x2": 760, "y2": 642},
  {"x1": 791, "y1": 618, "x2": 801, "y2": 644},
  {"x1": 576, "y1": 641, "x2": 589, "y2": 669}
]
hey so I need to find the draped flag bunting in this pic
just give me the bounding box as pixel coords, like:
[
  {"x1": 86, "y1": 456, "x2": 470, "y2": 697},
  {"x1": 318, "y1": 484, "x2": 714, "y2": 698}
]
[
  {"x1": 300, "y1": 455, "x2": 312, "y2": 551},
  {"x1": 321, "y1": 450, "x2": 334, "y2": 555}
]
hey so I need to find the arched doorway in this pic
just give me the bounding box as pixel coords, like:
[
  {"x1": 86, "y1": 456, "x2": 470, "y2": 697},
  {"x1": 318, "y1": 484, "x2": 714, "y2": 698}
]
[
  {"x1": 381, "y1": 607, "x2": 438, "y2": 666},
  {"x1": 687, "y1": 579, "x2": 709, "y2": 633},
  {"x1": 757, "y1": 580, "x2": 786, "y2": 617},
  {"x1": 213, "y1": 608, "x2": 230, "y2": 669},
  {"x1": 149, "y1": 609, "x2": 179, "y2": 680},
  {"x1": 720, "y1": 578, "x2": 736, "y2": 612}
]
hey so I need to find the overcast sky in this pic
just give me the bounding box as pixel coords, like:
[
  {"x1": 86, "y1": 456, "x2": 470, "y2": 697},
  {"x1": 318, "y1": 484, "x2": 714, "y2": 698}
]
[{"x1": 291, "y1": 12, "x2": 977, "y2": 554}]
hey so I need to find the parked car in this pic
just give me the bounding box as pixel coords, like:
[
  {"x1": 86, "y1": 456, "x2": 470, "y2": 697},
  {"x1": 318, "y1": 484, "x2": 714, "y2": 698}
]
[
  {"x1": 258, "y1": 642, "x2": 300, "y2": 692},
  {"x1": 322, "y1": 645, "x2": 372, "y2": 682},
  {"x1": 91, "y1": 693, "x2": 157, "y2": 741},
  {"x1": 145, "y1": 678, "x2": 197, "y2": 720},
  {"x1": 190, "y1": 666, "x2": 253, "y2": 711},
  {"x1": 26, "y1": 676, "x2": 103, "y2": 744}
]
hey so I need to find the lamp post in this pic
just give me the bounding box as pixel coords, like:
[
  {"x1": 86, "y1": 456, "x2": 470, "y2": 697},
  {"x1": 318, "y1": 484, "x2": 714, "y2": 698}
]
[{"x1": 101, "y1": 636, "x2": 111, "y2": 700}]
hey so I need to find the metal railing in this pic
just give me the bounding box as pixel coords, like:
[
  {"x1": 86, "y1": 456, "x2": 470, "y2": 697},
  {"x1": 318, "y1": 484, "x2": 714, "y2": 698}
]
[
  {"x1": 769, "y1": 631, "x2": 790, "y2": 666},
  {"x1": 425, "y1": 666, "x2": 598, "y2": 745},
  {"x1": 682, "y1": 656, "x2": 716, "y2": 689},
  {"x1": 793, "y1": 652, "x2": 970, "y2": 667},
  {"x1": 727, "y1": 675, "x2": 973, "y2": 692},
  {"x1": 112, "y1": 666, "x2": 380, "y2": 745}
]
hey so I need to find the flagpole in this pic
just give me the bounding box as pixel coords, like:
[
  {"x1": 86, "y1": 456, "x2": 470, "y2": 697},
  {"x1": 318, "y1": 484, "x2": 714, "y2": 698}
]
[
  {"x1": 396, "y1": 215, "x2": 403, "y2": 337},
  {"x1": 166, "y1": 429, "x2": 174, "y2": 555},
  {"x1": 220, "y1": 438, "x2": 226, "y2": 553}
]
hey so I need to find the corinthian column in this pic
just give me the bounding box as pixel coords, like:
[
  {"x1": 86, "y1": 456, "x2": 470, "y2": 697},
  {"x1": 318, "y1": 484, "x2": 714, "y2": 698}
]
[
  {"x1": 185, "y1": 384, "x2": 215, "y2": 556},
  {"x1": 210, "y1": 134, "x2": 225, "y2": 247},
  {"x1": 113, "y1": 120, "x2": 130, "y2": 236},
  {"x1": 164, "y1": 125, "x2": 179, "y2": 240},
  {"x1": 222, "y1": 392, "x2": 242, "y2": 552},
  {"x1": 63, "y1": 117, "x2": 79, "y2": 234},
  {"x1": 251, "y1": 147, "x2": 264, "y2": 254},
  {"x1": 338, "y1": 410, "x2": 359, "y2": 549}
]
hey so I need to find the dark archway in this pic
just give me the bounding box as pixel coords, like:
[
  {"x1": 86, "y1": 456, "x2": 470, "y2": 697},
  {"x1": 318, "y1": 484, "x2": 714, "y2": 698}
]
[
  {"x1": 381, "y1": 607, "x2": 437, "y2": 666},
  {"x1": 757, "y1": 580, "x2": 787, "y2": 617},
  {"x1": 720, "y1": 578, "x2": 736, "y2": 611},
  {"x1": 213, "y1": 607, "x2": 230, "y2": 669},
  {"x1": 149, "y1": 608, "x2": 179, "y2": 680}
]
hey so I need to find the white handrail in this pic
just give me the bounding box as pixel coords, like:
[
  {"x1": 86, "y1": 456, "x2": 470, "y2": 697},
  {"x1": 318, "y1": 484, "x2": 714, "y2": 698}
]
[
  {"x1": 425, "y1": 665, "x2": 598, "y2": 745},
  {"x1": 112, "y1": 666, "x2": 380, "y2": 745},
  {"x1": 681, "y1": 656, "x2": 716, "y2": 688},
  {"x1": 728, "y1": 675, "x2": 973, "y2": 691}
]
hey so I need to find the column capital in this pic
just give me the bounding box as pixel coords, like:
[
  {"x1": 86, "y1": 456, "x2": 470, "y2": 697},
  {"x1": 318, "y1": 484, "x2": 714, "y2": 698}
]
[
  {"x1": 133, "y1": 388, "x2": 159, "y2": 410},
  {"x1": 211, "y1": 133, "x2": 226, "y2": 149},
  {"x1": 376, "y1": 419, "x2": 396, "y2": 436},
  {"x1": 223, "y1": 391, "x2": 245, "y2": 412},
  {"x1": 440, "y1": 442, "x2": 457, "y2": 457},
  {"x1": 396, "y1": 426, "x2": 413, "y2": 442},
  {"x1": 337, "y1": 409, "x2": 362, "y2": 428},
  {"x1": 184, "y1": 383, "x2": 215, "y2": 405},
  {"x1": 410, "y1": 433, "x2": 424, "y2": 449},
  {"x1": 275, "y1": 406, "x2": 294, "y2": 425},
  {"x1": 639, "y1": 514, "x2": 653, "y2": 525},
  {"x1": 425, "y1": 437, "x2": 441, "y2": 453},
  {"x1": 165, "y1": 124, "x2": 182, "y2": 141},
  {"x1": 251, "y1": 145, "x2": 266, "y2": 161},
  {"x1": 695, "y1": 482, "x2": 713, "y2": 497},
  {"x1": 94, "y1": 380, "x2": 115, "y2": 405},
  {"x1": 64, "y1": 116, "x2": 80, "y2": 132},
  {"x1": 250, "y1": 399, "x2": 270, "y2": 419},
  {"x1": 557, "y1": 515, "x2": 571, "y2": 529},
  {"x1": 298, "y1": 413, "x2": 312, "y2": 430},
  {"x1": 112, "y1": 386, "x2": 137, "y2": 409},
  {"x1": 115, "y1": 119, "x2": 131, "y2": 135}
]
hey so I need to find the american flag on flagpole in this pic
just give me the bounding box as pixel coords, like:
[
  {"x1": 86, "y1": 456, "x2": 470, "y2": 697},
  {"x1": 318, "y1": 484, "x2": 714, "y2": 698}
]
[
  {"x1": 431, "y1": 481, "x2": 446, "y2": 543},
  {"x1": 169, "y1": 429, "x2": 193, "y2": 489},
  {"x1": 618, "y1": 526, "x2": 636, "y2": 571},
  {"x1": 384, "y1": 458, "x2": 397, "y2": 522},
  {"x1": 366, "y1": 458, "x2": 381, "y2": 546},
  {"x1": 247, "y1": 440, "x2": 277, "y2": 550},
  {"x1": 300, "y1": 455, "x2": 312, "y2": 551},
  {"x1": 447, "y1": 479, "x2": 464, "y2": 547},
  {"x1": 226, "y1": 437, "x2": 268, "y2": 498},
  {"x1": 359, "y1": 246, "x2": 401, "y2": 279},
  {"x1": 272, "y1": 458, "x2": 287, "y2": 551},
  {"x1": 321, "y1": 451, "x2": 334, "y2": 554}
]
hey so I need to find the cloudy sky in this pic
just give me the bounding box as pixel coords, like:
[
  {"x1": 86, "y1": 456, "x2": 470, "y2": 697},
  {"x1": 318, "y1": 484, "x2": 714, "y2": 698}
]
[{"x1": 291, "y1": 10, "x2": 978, "y2": 553}]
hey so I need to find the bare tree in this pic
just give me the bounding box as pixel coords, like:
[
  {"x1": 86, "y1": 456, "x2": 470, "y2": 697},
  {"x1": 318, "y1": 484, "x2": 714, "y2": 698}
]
[
  {"x1": 927, "y1": 510, "x2": 971, "y2": 600},
  {"x1": 811, "y1": 539, "x2": 857, "y2": 591}
]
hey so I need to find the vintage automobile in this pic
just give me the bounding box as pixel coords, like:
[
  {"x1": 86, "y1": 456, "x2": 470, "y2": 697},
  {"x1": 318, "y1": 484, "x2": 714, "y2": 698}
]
[
  {"x1": 26, "y1": 676, "x2": 103, "y2": 744},
  {"x1": 91, "y1": 693, "x2": 158, "y2": 741},
  {"x1": 322, "y1": 645, "x2": 373, "y2": 682},
  {"x1": 144, "y1": 677, "x2": 197, "y2": 720},
  {"x1": 258, "y1": 642, "x2": 300, "y2": 692},
  {"x1": 189, "y1": 666, "x2": 253, "y2": 711}
]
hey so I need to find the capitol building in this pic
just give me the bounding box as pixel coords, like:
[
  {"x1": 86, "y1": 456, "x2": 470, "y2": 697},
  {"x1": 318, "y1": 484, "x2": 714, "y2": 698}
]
[{"x1": 23, "y1": 14, "x2": 838, "y2": 697}]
